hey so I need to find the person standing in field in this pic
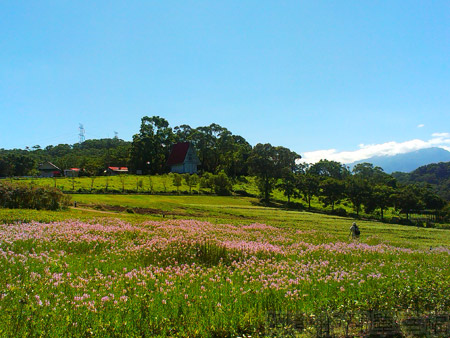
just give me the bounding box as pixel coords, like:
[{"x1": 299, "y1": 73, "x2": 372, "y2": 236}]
[{"x1": 350, "y1": 222, "x2": 360, "y2": 239}]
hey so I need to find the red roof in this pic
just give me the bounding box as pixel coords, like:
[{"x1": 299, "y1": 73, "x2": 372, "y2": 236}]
[
  {"x1": 167, "y1": 142, "x2": 190, "y2": 166},
  {"x1": 70, "y1": 168, "x2": 81, "y2": 171},
  {"x1": 108, "y1": 167, "x2": 128, "y2": 171}
]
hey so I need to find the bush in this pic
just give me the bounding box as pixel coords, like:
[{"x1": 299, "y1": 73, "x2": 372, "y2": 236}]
[
  {"x1": 0, "y1": 181, "x2": 70, "y2": 210},
  {"x1": 234, "y1": 189, "x2": 255, "y2": 197},
  {"x1": 331, "y1": 207, "x2": 347, "y2": 217},
  {"x1": 397, "y1": 218, "x2": 414, "y2": 226},
  {"x1": 199, "y1": 172, "x2": 214, "y2": 193},
  {"x1": 212, "y1": 171, "x2": 232, "y2": 196}
]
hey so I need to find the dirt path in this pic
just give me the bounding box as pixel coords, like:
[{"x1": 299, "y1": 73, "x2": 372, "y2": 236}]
[{"x1": 69, "y1": 207, "x2": 122, "y2": 215}]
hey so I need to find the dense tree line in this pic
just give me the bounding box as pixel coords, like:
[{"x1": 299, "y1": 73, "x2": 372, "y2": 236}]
[
  {"x1": 0, "y1": 116, "x2": 254, "y2": 178},
  {"x1": 0, "y1": 138, "x2": 131, "y2": 177},
  {"x1": 392, "y1": 162, "x2": 450, "y2": 201},
  {"x1": 1, "y1": 115, "x2": 448, "y2": 222},
  {"x1": 275, "y1": 161, "x2": 447, "y2": 222},
  {"x1": 129, "y1": 116, "x2": 252, "y2": 176}
]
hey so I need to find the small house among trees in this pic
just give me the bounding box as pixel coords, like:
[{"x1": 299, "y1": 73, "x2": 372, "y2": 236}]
[
  {"x1": 167, "y1": 142, "x2": 200, "y2": 174},
  {"x1": 38, "y1": 162, "x2": 61, "y2": 177},
  {"x1": 64, "y1": 168, "x2": 80, "y2": 177},
  {"x1": 106, "y1": 166, "x2": 128, "y2": 175}
]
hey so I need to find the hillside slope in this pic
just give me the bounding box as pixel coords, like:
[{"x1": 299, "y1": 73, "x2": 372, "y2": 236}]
[{"x1": 392, "y1": 161, "x2": 450, "y2": 200}]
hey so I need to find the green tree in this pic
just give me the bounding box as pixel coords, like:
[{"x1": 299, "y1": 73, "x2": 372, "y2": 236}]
[
  {"x1": 148, "y1": 175, "x2": 154, "y2": 194},
  {"x1": 184, "y1": 173, "x2": 199, "y2": 194},
  {"x1": 119, "y1": 175, "x2": 127, "y2": 193},
  {"x1": 173, "y1": 124, "x2": 194, "y2": 143},
  {"x1": 309, "y1": 159, "x2": 350, "y2": 180},
  {"x1": 1, "y1": 152, "x2": 36, "y2": 176},
  {"x1": 130, "y1": 116, "x2": 174, "y2": 174},
  {"x1": 218, "y1": 135, "x2": 252, "y2": 177},
  {"x1": 352, "y1": 162, "x2": 395, "y2": 187},
  {"x1": 319, "y1": 177, "x2": 345, "y2": 211},
  {"x1": 212, "y1": 171, "x2": 232, "y2": 196},
  {"x1": 392, "y1": 185, "x2": 424, "y2": 219},
  {"x1": 199, "y1": 172, "x2": 214, "y2": 193},
  {"x1": 345, "y1": 175, "x2": 368, "y2": 216},
  {"x1": 422, "y1": 187, "x2": 447, "y2": 212},
  {"x1": 190, "y1": 124, "x2": 226, "y2": 173},
  {"x1": 364, "y1": 184, "x2": 394, "y2": 220},
  {"x1": 277, "y1": 169, "x2": 298, "y2": 204},
  {"x1": 179, "y1": 123, "x2": 252, "y2": 175},
  {"x1": 172, "y1": 173, "x2": 182, "y2": 193},
  {"x1": 89, "y1": 176, "x2": 96, "y2": 192},
  {"x1": 248, "y1": 143, "x2": 300, "y2": 202},
  {"x1": 297, "y1": 173, "x2": 320, "y2": 210},
  {"x1": 136, "y1": 177, "x2": 143, "y2": 192},
  {"x1": 161, "y1": 174, "x2": 168, "y2": 192}
]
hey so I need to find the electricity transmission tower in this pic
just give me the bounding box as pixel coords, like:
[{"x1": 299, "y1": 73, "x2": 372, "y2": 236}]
[{"x1": 79, "y1": 124, "x2": 85, "y2": 144}]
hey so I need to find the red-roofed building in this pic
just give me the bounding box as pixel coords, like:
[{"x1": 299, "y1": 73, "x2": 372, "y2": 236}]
[
  {"x1": 38, "y1": 162, "x2": 61, "y2": 178},
  {"x1": 167, "y1": 142, "x2": 200, "y2": 174},
  {"x1": 106, "y1": 166, "x2": 129, "y2": 175},
  {"x1": 64, "y1": 168, "x2": 81, "y2": 177}
]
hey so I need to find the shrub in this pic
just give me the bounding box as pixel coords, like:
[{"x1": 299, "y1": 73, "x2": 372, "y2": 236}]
[
  {"x1": 172, "y1": 173, "x2": 182, "y2": 193},
  {"x1": 331, "y1": 207, "x2": 347, "y2": 217},
  {"x1": 199, "y1": 172, "x2": 214, "y2": 193},
  {"x1": 0, "y1": 181, "x2": 70, "y2": 210},
  {"x1": 234, "y1": 189, "x2": 255, "y2": 197},
  {"x1": 212, "y1": 171, "x2": 232, "y2": 196},
  {"x1": 397, "y1": 218, "x2": 414, "y2": 226}
]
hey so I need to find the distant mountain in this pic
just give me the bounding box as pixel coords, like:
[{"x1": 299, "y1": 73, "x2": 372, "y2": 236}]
[{"x1": 347, "y1": 147, "x2": 450, "y2": 173}]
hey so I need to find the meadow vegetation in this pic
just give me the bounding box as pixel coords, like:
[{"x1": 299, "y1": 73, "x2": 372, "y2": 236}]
[
  {"x1": 7, "y1": 173, "x2": 449, "y2": 228},
  {"x1": 1, "y1": 193, "x2": 450, "y2": 336},
  {"x1": 0, "y1": 181, "x2": 70, "y2": 211},
  {"x1": 2, "y1": 115, "x2": 447, "y2": 224}
]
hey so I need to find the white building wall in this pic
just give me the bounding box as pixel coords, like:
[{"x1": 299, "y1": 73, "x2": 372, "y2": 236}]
[
  {"x1": 171, "y1": 164, "x2": 185, "y2": 174},
  {"x1": 169, "y1": 144, "x2": 200, "y2": 174}
]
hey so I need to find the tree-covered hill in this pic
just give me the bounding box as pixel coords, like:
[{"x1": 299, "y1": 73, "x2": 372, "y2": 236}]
[
  {"x1": 0, "y1": 138, "x2": 131, "y2": 177},
  {"x1": 392, "y1": 161, "x2": 450, "y2": 200},
  {"x1": 0, "y1": 116, "x2": 255, "y2": 178}
]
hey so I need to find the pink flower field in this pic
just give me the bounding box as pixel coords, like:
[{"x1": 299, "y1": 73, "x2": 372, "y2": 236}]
[{"x1": 1, "y1": 219, "x2": 449, "y2": 336}]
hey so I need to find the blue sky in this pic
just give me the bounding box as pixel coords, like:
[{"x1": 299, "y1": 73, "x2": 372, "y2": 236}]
[{"x1": 1, "y1": 1, "x2": 449, "y2": 163}]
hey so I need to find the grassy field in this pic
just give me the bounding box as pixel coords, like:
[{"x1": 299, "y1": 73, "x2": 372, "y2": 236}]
[
  {"x1": 8, "y1": 174, "x2": 404, "y2": 218},
  {"x1": 1, "y1": 194, "x2": 450, "y2": 336},
  {"x1": 9, "y1": 174, "x2": 242, "y2": 195}
]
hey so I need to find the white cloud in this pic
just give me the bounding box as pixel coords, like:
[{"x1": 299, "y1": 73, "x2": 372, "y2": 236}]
[
  {"x1": 417, "y1": 124, "x2": 425, "y2": 128},
  {"x1": 300, "y1": 133, "x2": 450, "y2": 164},
  {"x1": 431, "y1": 132, "x2": 450, "y2": 138}
]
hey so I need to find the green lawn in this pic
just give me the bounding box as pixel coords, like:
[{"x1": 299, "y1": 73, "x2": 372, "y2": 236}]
[{"x1": 10, "y1": 175, "x2": 420, "y2": 222}]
